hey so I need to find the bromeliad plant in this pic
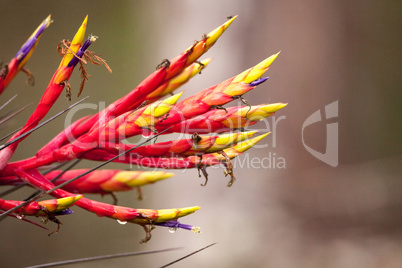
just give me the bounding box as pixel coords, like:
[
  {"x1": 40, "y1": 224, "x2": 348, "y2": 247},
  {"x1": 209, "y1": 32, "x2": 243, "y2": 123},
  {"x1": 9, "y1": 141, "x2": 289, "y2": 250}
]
[{"x1": 0, "y1": 15, "x2": 286, "y2": 242}]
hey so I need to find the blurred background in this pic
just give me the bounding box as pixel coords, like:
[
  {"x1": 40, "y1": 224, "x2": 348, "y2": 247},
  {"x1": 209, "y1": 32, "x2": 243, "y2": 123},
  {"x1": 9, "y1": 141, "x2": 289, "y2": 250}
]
[{"x1": 0, "y1": 0, "x2": 401, "y2": 267}]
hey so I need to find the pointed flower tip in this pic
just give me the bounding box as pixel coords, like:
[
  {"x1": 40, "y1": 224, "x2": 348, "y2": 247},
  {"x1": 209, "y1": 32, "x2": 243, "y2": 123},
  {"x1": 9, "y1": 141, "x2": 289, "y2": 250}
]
[
  {"x1": 200, "y1": 57, "x2": 213, "y2": 66},
  {"x1": 116, "y1": 171, "x2": 173, "y2": 186},
  {"x1": 164, "y1": 91, "x2": 183, "y2": 105},
  {"x1": 170, "y1": 91, "x2": 184, "y2": 104},
  {"x1": 53, "y1": 195, "x2": 83, "y2": 212},
  {"x1": 235, "y1": 132, "x2": 271, "y2": 153},
  {"x1": 156, "y1": 206, "x2": 200, "y2": 222},
  {"x1": 272, "y1": 102, "x2": 288, "y2": 111},
  {"x1": 143, "y1": 171, "x2": 174, "y2": 182},
  {"x1": 178, "y1": 206, "x2": 201, "y2": 217},
  {"x1": 225, "y1": 15, "x2": 238, "y2": 26},
  {"x1": 164, "y1": 172, "x2": 175, "y2": 178},
  {"x1": 239, "y1": 52, "x2": 280, "y2": 84},
  {"x1": 71, "y1": 15, "x2": 88, "y2": 46},
  {"x1": 215, "y1": 131, "x2": 257, "y2": 146},
  {"x1": 244, "y1": 130, "x2": 258, "y2": 138},
  {"x1": 73, "y1": 194, "x2": 84, "y2": 201},
  {"x1": 206, "y1": 16, "x2": 237, "y2": 47},
  {"x1": 257, "y1": 132, "x2": 271, "y2": 140},
  {"x1": 260, "y1": 102, "x2": 288, "y2": 113},
  {"x1": 212, "y1": 15, "x2": 237, "y2": 34},
  {"x1": 187, "y1": 58, "x2": 212, "y2": 76},
  {"x1": 142, "y1": 92, "x2": 182, "y2": 118},
  {"x1": 263, "y1": 52, "x2": 281, "y2": 68}
]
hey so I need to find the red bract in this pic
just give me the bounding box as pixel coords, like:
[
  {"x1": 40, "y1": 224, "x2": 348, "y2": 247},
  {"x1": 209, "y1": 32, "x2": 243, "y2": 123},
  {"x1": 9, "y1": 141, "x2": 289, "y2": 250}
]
[{"x1": 0, "y1": 15, "x2": 287, "y2": 242}]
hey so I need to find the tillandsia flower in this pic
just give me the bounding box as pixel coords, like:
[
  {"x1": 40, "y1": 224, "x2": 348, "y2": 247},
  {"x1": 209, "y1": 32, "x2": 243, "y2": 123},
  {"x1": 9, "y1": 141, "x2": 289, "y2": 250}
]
[
  {"x1": 0, "y1": 15, "x2": 52, "y2": 95},
  {"x1": 0, "y1": 15, "x2": 288, "y2": 243}
]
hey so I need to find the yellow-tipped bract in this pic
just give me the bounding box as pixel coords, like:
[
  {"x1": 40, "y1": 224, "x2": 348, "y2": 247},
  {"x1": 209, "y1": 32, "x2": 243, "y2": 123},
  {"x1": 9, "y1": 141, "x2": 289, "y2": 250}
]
[
  {"x1": 232, "y1": 52, "x2": 280, "y2": 84},
  {"x1": 113, "y1": 171, "x2": 174, "y2": 187},
  {"x1": 155, "y1": 206, "x2": 201, "y2": 222},
  {"x1": 59, "y1": 15, "x2": 88, "y2": 68}
]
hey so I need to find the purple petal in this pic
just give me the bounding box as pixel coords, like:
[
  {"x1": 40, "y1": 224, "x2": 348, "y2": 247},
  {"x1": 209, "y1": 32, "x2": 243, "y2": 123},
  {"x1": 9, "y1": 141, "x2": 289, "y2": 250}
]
[
  {"x1": 67, "y1": 37, "x2": 95, "y2": 67},
  {"x1": 155, "y1": 220, "x2": 194, "y2": 231},
  {"x1": 249, "y1": 77, "x2": 269, "y2": 86},
  {"x1": 55, "y1": 208, "x2": 73, "y2": 215},
  {"x1": 14, "y1": 20, "x2": 49, "y2": 62}
]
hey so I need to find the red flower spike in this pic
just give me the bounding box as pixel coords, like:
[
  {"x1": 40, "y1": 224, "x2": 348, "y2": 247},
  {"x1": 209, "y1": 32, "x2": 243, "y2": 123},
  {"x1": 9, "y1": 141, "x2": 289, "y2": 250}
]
[
  {"x1": 46, "y1": 169, "x2": 173, "y2": 195},
  {"x1": 159, "y1": 103, "x2": 287, "y2": 134},
  {"x1": 13, "y1": 168, "x2": 199, "y2": 236}
]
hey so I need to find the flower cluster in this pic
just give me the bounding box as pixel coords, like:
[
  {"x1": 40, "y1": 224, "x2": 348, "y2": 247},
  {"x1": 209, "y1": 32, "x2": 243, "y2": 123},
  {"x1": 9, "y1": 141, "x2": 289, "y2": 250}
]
[{"x1": 0, "y1": 15, "x2": 286, "y2": 242}]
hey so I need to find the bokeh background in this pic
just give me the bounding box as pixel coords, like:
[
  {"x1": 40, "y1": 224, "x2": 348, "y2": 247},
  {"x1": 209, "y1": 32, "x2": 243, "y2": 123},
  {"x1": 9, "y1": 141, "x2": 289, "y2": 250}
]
[{"x1": 1, "y1": 1, "x2": 401, "y2": 267}]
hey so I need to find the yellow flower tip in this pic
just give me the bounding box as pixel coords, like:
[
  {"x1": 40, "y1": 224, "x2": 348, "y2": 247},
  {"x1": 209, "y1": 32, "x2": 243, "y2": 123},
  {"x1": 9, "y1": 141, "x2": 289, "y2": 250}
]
[
  {"x1": 163, "y1": 91, "x2": 183, "y2": 105},
  {"x1": 58, "y1": 15, "x2": 88, "y2": 68},
  {"x1": 55, "y1": 195, "x2": 83, "y2": 211},
  {"x1": 260, "y1": 102, "x2": 288, "y2": 113},
  {"x1": 115, "y1": 171, "x2": 173, "y2": 187},
  {"x1": 213, "y1": 131, "x2": 254, "y2": 146},
  {"x1": 240, "y1": 54, "x2": 279, "y2": 84},
  {"x1": 205, "y1": 15, "x2": 237, "y2": 47},
  {"x1": 233, "y1": 132, "x2": 271, "y2": 153},
  {"x1": 248, "y1": 130, "x2": 259, "y2": 135},
  {"x1": 199, "y1": 57, "x2": 213, "y2": 67},
  {"x1": 240, "y1": 103, "x2": 287, "y2": 120},
  {"x1": 260, "y1": 51, "x2": 281, "y2": 68},
  {"x1": 188, "y1": 58, "x2": 212, "y2": 76},
  {"x1": 177, "y1": 206, "x2": 201, "y2": 217},
  {"x1": 71, "y1": 15, "x2": 88, "y2": 46},
  {"x1": 233, "y1": 52, "x2": 281, "y2": 84},
  {"x1": 72, "y1": 195, "x2": 84, "y2": 202},
  {"x1": 142, "y1": 92, "x2": 182, "y2": 118},
  {"x1": 240, "y1": 130, "x2": 258, "y2": 140},
  {"x1": 214, "y1": 133, "x2": 238, "y2": 146},
  {"x1": 155, "y1": 206, "x2": 200, "y2": 222},
  {"x1": 139, "y1": 171, "x2": 174, "y2": 182}
]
